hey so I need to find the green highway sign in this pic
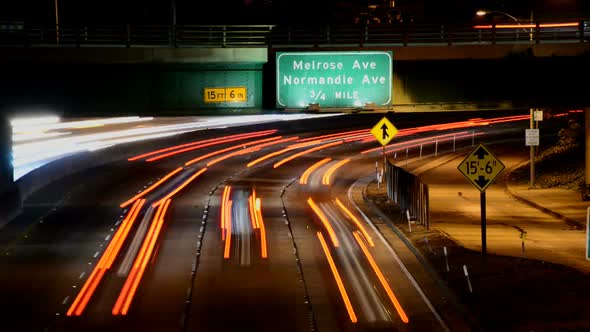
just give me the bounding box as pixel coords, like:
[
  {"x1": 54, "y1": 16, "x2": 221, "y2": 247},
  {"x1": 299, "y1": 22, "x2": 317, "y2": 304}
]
[{"x1": 276, "y1": 51, "x2": 393, "y2": 108}]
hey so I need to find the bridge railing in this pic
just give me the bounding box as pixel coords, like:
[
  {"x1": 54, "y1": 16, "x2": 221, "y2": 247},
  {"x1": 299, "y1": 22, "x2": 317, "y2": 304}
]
[{"x1": 0, "y1": 22, "x2": 587, "y2": 48}]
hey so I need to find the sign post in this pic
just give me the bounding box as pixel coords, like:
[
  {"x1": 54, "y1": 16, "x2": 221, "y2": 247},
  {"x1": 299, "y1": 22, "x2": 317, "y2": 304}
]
[
  {"x1": 457, "y1": 144, "x2": 506, "y2": 257},
  {"x1": 586, "y1": 207, "x2": 590, "y2": 261},
  {"x1": 371, "y1": 117, "x2": 398, "y2": 182}
]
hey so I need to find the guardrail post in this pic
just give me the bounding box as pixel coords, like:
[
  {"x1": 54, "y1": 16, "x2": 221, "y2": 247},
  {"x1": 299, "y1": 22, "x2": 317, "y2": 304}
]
[
  {"x1": 75, "y1": 26, "x2": 80, "y2": 47},
  {"x1": 402, "y1": 25, "x2": 408, "y2": 46},
  {"x1": 580, "y1": 20, "x2": 585, "y2": 43},
  {"x1": 125, "y1": 24, "x2": 131, "y2": 48},
  {"x1": 446, "y1": 26, "x2": 453, "y2": 46},
  {"x1": 491, "y1": 23, "x2": 496, "y2": 45},
  {"x1": 535, "y1": 22, "x2": 540, "y2": 44},
  {"x1": 222, "y1": 25, "x2": 227, "y2": 48},
  {"x1": 170, "y1": 24, "x2": 177, "y2": 48}
]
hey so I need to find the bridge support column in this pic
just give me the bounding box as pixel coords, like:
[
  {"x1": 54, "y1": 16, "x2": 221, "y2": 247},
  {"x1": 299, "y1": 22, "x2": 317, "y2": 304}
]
[
  {"x1": 585, "y1": 108, "x2": 590, "y2": 200},
  {"x1": 0, "y1": 115, "x2": 19, "y2": 227}
]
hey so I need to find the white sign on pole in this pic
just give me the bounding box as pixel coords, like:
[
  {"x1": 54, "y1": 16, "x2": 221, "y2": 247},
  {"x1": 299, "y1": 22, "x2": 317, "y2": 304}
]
[
  {"x1": 534, "y1": 110, "x2": 543, "y2": 121},
  {"x1": 525, "y1": 129, "x2": 539, "y2": 146}
]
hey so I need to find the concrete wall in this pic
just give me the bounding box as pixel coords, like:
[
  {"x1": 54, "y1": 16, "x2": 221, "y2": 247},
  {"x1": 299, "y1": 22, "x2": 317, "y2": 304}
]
[
  {"x1": 0, "y1": 63, "x2": 264, "y2": 116},
  {"x1": 0, "y1": 115, "x2": 18, "y2": 226}
]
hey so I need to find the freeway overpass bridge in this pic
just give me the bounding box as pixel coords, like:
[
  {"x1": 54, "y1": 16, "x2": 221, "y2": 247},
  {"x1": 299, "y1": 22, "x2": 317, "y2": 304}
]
[
  {"x1": 0, "y1": 21, "x2": 589, "y2": 220},
  {"x1": 0, "y1": 22, "x2": 589, "y2": 115}
]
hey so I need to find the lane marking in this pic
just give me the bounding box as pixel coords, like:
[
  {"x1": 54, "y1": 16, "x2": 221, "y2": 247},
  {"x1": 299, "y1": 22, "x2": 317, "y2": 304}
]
[{"x1": 347, "y1": 178, "x2": 450, "y2": 332}]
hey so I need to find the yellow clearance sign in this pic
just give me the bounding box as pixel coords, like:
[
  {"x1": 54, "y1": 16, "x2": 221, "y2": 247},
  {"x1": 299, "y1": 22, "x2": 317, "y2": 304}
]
[
  {"x1": 204, "y1": 87, "x2": 247, "y2": 103},
  {"x1": 370, "y1": 117, "x2": 398, "y2": 146},
  {"x1": 457, "y1": 144, "x2": 505, "y2": 192}
]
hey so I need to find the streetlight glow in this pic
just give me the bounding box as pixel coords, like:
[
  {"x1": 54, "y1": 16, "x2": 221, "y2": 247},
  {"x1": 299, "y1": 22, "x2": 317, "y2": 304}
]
[{"x1": 476, "y1": 10, "x2": 487, "y2": 17}]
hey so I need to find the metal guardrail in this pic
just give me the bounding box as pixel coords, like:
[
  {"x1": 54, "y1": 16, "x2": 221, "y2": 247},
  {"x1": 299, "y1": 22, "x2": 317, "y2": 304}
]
[
  {"x1": 386, "y1": 161, "x2": 430, "y2": 229},
  {"x1": 0, "y1": 22, "x2": 587, "y2": 48}
]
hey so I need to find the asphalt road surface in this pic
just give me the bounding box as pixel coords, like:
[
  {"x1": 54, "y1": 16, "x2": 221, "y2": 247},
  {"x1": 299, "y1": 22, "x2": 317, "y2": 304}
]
[{"x1": 0, "y1": 111, "x2": 530, "y2": 332}]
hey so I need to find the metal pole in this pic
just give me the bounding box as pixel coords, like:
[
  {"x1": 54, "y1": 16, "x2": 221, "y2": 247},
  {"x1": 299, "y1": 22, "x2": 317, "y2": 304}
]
[
  {"x1": 382, "y1": 145, "x2": 386, "y2": 172},
  {"x1": 530, "y1": 108, "x2": 535, "y2": 188},
  {"x1": 405, "y1": 147, "x2": 408, "y2": 166},
  {"x1": 171, "y1": 0, "x2": 177, "y2": 25},
  {"x1": 54, "y1": 0, "x2": 60, "y2": 45},
  {"x1": 585, "y1": 108, "x2": 590, "y2": 200},
  {"x1": 481, "y1": 191, "x2": 487, "y2": 257},
  {"x1": 435, "y1": 139, "x2": 438, "y2": 156}
]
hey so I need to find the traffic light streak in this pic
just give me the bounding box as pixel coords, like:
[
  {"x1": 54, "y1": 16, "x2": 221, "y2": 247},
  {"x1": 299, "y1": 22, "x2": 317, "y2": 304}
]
[
  {"x1": 353, "y1": 231, "x2": 409, "y2": 324},
  {"x1": 67, "y1": 199, "x2": 144, "y2": 316},
  {"x1": 334, "y1": 198, "x2": 374, "y2": 247},
  {"x1": 113, "y1": 199, "x2": 171, "y2": 315},
  {"x1": 273, "y1": 141, "x2": 343, "y2": 169},
  {"x1": 184, "y1": 136, "x2": 283, "y2": 166},
  {"x1": 223, "y1": 200, "x2": 233, "y2": 259},
  {"x1": 120, "y1": 167, "x2": 183, "y2": 208},
  {"x1": 317, "y1": 232, "x2": 357, "y2": 323},
  {"x1": 152, "y1": 168, "x2": 207, "y2": 208},
  {"x1": 300, "y1": 158, "x2": 332, "y2": 184},
  {"x1": 254, "y1": 198, "x2": 268, "y2": 259},
  {"x1": 128, "y1": 130, "x2": 277, "y2": 161},
  {"x1": 307, "y1": 198, "x2": 339, "y2": 247},
  {"x1": 322, "y1": 159, "x2": 351, "y2": 185}
]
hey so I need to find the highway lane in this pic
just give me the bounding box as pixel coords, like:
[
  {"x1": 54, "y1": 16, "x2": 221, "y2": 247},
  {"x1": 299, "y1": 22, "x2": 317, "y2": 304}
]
[
  {"x1": 11, "y1": 114, "x2": 343, "y2": 180},
  {"x1": 0, "y1": 111, "x2": 531, "y2": 332}
]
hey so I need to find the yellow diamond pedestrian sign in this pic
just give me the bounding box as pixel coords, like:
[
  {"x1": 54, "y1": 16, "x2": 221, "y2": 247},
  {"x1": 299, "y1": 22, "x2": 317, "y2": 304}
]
[
  {"x1": 457, "y1": 144, "x2": 505, "y2": 192},
  {"x1": 371, "y1": 117, "x2": 398, "y2": 146}
]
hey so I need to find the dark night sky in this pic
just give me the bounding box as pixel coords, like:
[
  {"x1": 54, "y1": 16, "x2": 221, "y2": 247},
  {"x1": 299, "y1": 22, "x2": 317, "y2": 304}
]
[{"x1": 1, "y1": 0, "x2": 589, "y2": 25}]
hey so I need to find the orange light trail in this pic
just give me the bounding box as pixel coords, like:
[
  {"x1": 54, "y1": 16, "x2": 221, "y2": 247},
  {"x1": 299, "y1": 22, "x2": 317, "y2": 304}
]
[
  {"x1": 322, "y1": 159, "x2": 351, "y2": 185},
  {"x1": 128, "y1": 130, "x2": 277, "y2": 161},
  {"x1": 353, "y1": 231, "x2": 409, "y2": 324},
  {"x1": 184, "y1": 136, "x2": 283, "y2": 166},
  {"x1": 273, "y1": 141, "x2": 343, "y2": 169},
  {"x1": 144, "y1": 130, "x2": 278, "y2": 162},
  {"x1": 220, "y1": 186, "x2": 232, "y2": 240},
  {"x1": 307, "y1": 198, "x2": 339, "y2": 247},
  {"x1": 113, "y1": 199, "x2": 171, "y2": 315},
  {"x1": 247, "y1": 139, "x2": 328, "y2": 168},
  {"x1": 298, "y1": 129, "x2": 368, "y2": 142},
  {"x1": 223, "y1": 200, "x2": 233, "y2": 259},
  {"x1": 248, "y1": 188, "x2": 259, "y2": 229},
  {"x1": 334, "y1": 198, "x2": 374, "y2": 247},
  {"x1": 300, "y1": 157, "x2": 332, "y2": 185},
  {"x1": 120, "y1": 167, "x2": 183, "y2": 208},
  {"x1": 256, "y1": 197, "x2": 268, "y2": 259},
  {"x1": 317, "y1": 232, "x2": 357, "y2": 323},
  {"x1": 474, "y1": 22, "x2": 578, "y2": 29},
  {"x1": 361, "y1": 131, "x2": 486, "y2": 155},
  {"x1": 361, "y1": 131, "x2": 470, "y2": 154},
  {"x1": 104, "y1": 199, "x2": 145, "y2": 268},
  {"x1": 152, "y1": 168, "x2": 207, "y2": 207},
  {"x1": 67, "y1": 199, "x2": 144, "y2": 316},
  {"x1": 206, "y1": 136, "x2": 299, "y2": 167},
  {"x1": 360, "y1": 115, "x2": 529, "y2": 148}
]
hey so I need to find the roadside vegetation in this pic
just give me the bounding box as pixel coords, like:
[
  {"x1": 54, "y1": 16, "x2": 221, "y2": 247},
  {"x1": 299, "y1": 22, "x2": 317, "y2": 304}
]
[{"x1": 510, "y1": 110, "x2": 584, "y2": 191}]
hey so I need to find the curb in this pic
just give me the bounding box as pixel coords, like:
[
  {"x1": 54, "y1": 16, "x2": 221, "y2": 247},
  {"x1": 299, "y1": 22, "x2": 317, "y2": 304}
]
[{"x1": 503, "y1": 161, "x2": 584, "y2": 230}]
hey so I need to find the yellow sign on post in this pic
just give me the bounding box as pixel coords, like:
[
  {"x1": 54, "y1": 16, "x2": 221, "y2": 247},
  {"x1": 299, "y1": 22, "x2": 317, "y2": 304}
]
[
  {"x1": 204, "y1": 87, "x2": 247, "y2": 103},
  {"x1": 457, "y1": 143, "x2": 505, "y2": 192},
  {"x1": 370, "y1": 117, "x2": 398, "y2": 146}
]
